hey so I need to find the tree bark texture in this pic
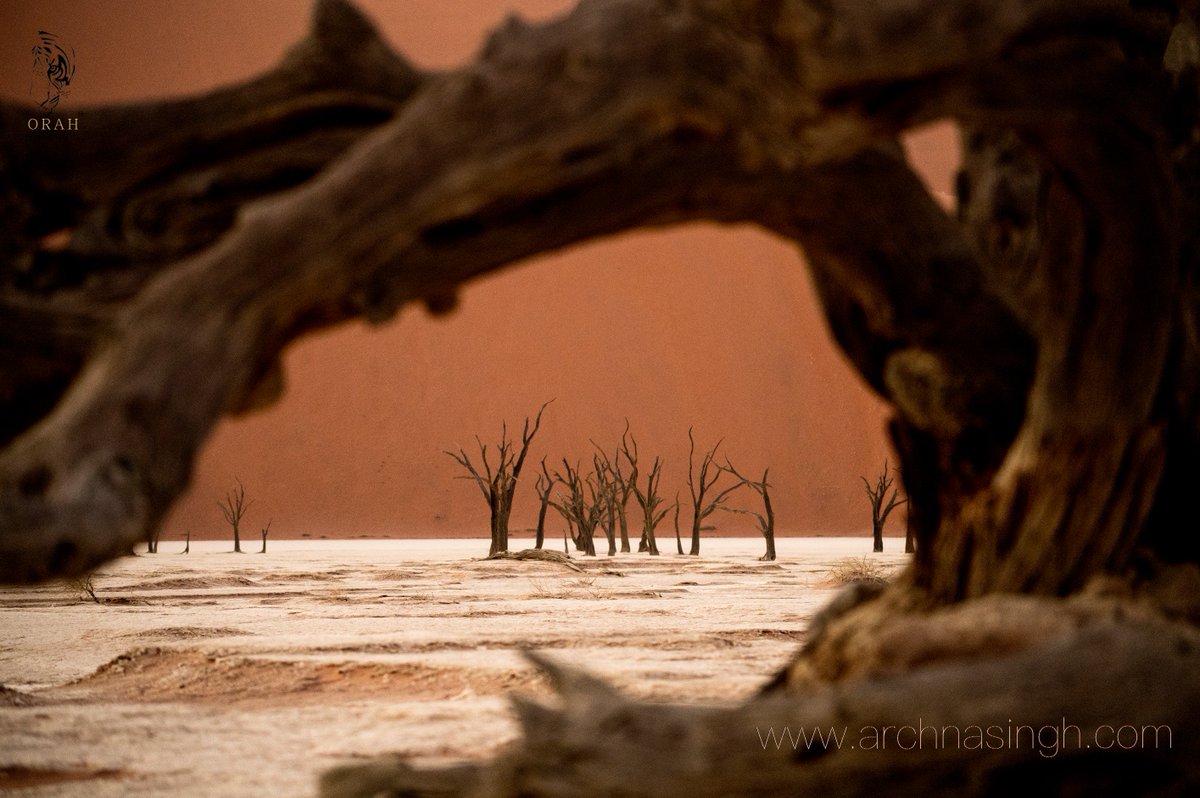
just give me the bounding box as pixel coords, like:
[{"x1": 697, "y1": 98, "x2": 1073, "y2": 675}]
[{"x1": 3, "y1": 0, "x2": 1200, "y2": 792}]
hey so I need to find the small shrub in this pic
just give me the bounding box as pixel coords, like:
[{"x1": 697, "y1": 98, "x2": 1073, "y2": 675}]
[
  {"x1": 827, "y1": 556, "x2": 895, "y2": 586},
  {"x1": 65, "y1": 573, "x2": 99, "y2": 602}
]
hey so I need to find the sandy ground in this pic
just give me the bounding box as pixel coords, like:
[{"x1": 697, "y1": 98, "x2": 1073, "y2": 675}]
[{"x1": 0, "y1": 537, "x2": 908, "y2": 797}]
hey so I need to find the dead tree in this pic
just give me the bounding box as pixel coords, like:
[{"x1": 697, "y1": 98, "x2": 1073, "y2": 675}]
[
  {"x1": 672, "y1": 492, "x2": 683, "y2": 556},
  {"x1": 217, "y1": 479, "x2": 252, "y2": 554},
  {"x1": 591, "y1": 452, "x2": 620, "y2": 556},
  {"x1": 549, "y1": 460, "x2": 600, "y2": 557},
  {"x1": 533, "y1": 458, "x2": 553, "y2": 550},
  {"x1": 604, "y1": 422, "x2": 639, "y2": 553},
  {"x1": 720, "y1": 461, "x2": 776, "y2": 561},
  {"x1": 621, "y1": 434, "x2": 668, "y2": 556},
  {"x1": 259, "y1": 519, "x2": 271, "y2": 554},
  {"x1": 684, "y1": 428, "x2": 741, "y2": 556},
  {"x1": 4, "y1": 0, "x2": 1200, "y2": 793},
  {"x1": 146, "y1": 525, "x2": 160, "y2": 554},
  {"x1": 862, "y1": 461, "x2": 907, "y2": 553},
  {"x1": 181, "y1": 530, "x2": 190, "y2": 555},
  {"x1": 444, "y1": 401, "x2": 550, "y2": 556}
]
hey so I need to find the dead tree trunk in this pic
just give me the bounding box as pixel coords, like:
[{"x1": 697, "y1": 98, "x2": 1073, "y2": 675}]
[
  {"x1": 624, "y1": 434, "x2": 667, "y2": 556},
  {"x1": 181, "y1": 530, "x2": 190, "y2": 555},
  {"x1": 550, "y1": 460, "x2": 599, "y2": 557},
  {"x1": 3, "y1": 0, "x2": 1200, "y2": 793},
  {"x1": 673, "y1": 494, "x2": 683, "y2": 556},
  {"x1": 533, "y1": 458, "x2": 553, "y2": 550},
  {"x1": 591, "y1": 453, "x2": 619, "y2": 557},
  {"x1": 720, "y1": 461, "x2": 776, "y2": 561},
  {"x1": 611, "y1": 422, "x2": 637, "y2": 553},
  {"x1": 217, "y1": 479, "x2": 252, "y2": 554},
  {"x1": 685, "y1": 428, "x2": 740, "y2": 556},
  {"x1": 259, "y1": 519, "x2": 271, "y2": 554},
  {"x1": 444, "y1": 402, "x2": 551, "y2": 556},
  {"x1": 862, "y1": 461, "x2": 906, "y2": 553}
]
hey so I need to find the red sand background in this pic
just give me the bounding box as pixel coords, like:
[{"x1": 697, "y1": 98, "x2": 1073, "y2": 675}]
[{"x1": 2, "y1": 2, "x2": 958, "y2": 540}]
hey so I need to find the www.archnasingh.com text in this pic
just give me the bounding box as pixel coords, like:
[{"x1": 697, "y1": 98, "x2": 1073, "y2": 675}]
[{"x1": 756, "y1": 719, "x2": 1172, "y2": 759}]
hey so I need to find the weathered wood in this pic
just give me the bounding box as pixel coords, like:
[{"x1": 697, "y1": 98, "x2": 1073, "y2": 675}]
[
  {"x1": 2, "y1": 0, "x2": 1199, "y2": 791},
  {"x1": 322, "y1": 595, "x2": 1200, "y2": 797}
]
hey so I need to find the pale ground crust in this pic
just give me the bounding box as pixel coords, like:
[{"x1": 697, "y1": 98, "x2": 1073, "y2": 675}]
[{"x1": 0, "y1": 538, "x2": 906, "y2": 797}]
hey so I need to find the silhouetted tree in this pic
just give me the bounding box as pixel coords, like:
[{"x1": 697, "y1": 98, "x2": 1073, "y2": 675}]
[
  {"x1": 260, "y1": 519, "x2": 271, "y2": 553},
  {"x1": 591, "y1": 452, "x2": 619, "y2": 556},
  {"x1": 685, "y1": 428, "x2": 741, "y2": 555},
  {"x1": 673, "y1": 492, "x2": 683, "y2": 556},
  {"x1": 620, "y1": 432, "x2": 669, "y2": 556},
  {"x1": 445, "y1": 401, "x2": 551, "y2": 556},
  {"x1": 863, "y1": 460, "x2": 907, "y2": 553},
  {"x1": 533, "y1": 458, "x2": 554, "y2": 550},
  {"x1": 594, "y1": 422, "x2": 638, "y2": 553},
  {"x1": 549, "y1": 459, "x2": 601, "y2": 556},
  {"x1": 218, "y1": 478, "x2": 252, "y2": 554},
  {"x1": 720, "y1": 460, "x2": 776, "y2": 561}
]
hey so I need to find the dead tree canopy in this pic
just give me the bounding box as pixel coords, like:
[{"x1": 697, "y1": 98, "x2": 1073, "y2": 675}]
[
  {"x1": 720, "y1": 460, "x2": 775, "y2": 561},
  {"x1": 444, "y1": 402, "x2": 551, "y2": 557},
  {"x1": 862, "y1": 460, "x2": 906, "y2": 553},
  {"x1": 684, "y1": 428, "x2": 741, "y2": 556},
  {"x1": 3, "y1": 0, "x2": 1200, "y2": 793},
  {"x1": 217, "y1": 479, "x2": 253, "y2": 554}
]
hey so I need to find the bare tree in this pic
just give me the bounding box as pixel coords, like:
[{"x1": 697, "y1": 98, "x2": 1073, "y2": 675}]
[
  {"x1": 620, "y1": 433, "x2": 668, "y2": 556},
  {"x1": 533, "y1": 458, "x2": 554, "y2": 550},
  {"x1": 181, "y1": 530, "x2": 190, "y2": 555},
  {"x1": 259, "y1": 519, "x2": 271, "y2": 554},
  {"x1": 593, "y1": 429, "x2": 640, "y2": 557},
  {"x1": 684, "y1": 428, "x2": 741, "y2": 556},
  {"x1": 146, "y1": 526, "x2": 161, "y2": 554},
  {"x1": 549, "y1": 459, "x2": 601, "y2": 557},
  {"x1": 218, "y1": 479, "x2": 253, "y2": 554},
  {"x1": 719, "y1": 460, "x2": 776, "y2": 561},
  {"x1": 862, "y1": 461, "x2": 907, "y2": 553},
  {"x1": 444, "y1": 401, "x2": 551, "y2": 556},
  {"x1": 598, "y1": 422, "x2": 638, "y2": 553},
  {"x1": 4, "y1": 0, "x2": 1200, "y2": 792},
  {"x1": 672, "y1": 492, "x2": 683, "y2": 556}
]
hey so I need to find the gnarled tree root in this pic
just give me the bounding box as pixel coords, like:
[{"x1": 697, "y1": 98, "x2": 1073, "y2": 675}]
[{"x1": 320, "y1": 588, "x2": 1200, "y2": 797}]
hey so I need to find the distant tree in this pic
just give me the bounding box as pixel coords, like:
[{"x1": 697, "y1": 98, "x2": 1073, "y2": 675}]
[
  {"x1": 719, "y1": 460, "x2": 776, "y2": 561},
  {"x1": 444, "y1": 401, "x2": 551, "y2": 556},
  {"x1": 594, "y1": 422, "x2": 638, "y2": 553},
  {"x1": 863, "y1": 460, "x2": 907, "y2": 553},
  {"x1": 533, "y1": 458, "x2": 554, "y2": 550},
  {"x1": 67, "y1": 573, "x2": 99, "y2": 603},
  {"x1": 218, "y1": 478, "x2": 253, "y2": 554},
  {"x1": 146, "y1": 525, "x2": 161, "y2": 554},
  {"x1": 549, "y1": 459, "x2": 601, "y2": 556},
  {"x1": 622, "y1": 432, "x2": 670, "y2": 556},
  {"x1": 181, "y1": 529, "x2": 190, "y2": 555},
  {"x1": 591, "y1": 452, "x2": 619, "y2": 556},
  {"x1": 685, "y1": 428, "x2": 741, "y2": 556},
  {"x1": 673, "y1": 492, "x2": 683, "y2": 556},
  {"x1": 259, "y1": 519, "x2": 271, "y2": 554}
]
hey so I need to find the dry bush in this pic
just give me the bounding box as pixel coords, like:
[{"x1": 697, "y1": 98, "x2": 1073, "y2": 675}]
[
  {"x1": 527, "y1": 576, "x2": 605, "y2": 600},
  {"x1": 827, "y1": 556, "x2": 896, "y2": 586},
  {"x1": 64, "y1": 573, "x2": 99, "y2": 603}
]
